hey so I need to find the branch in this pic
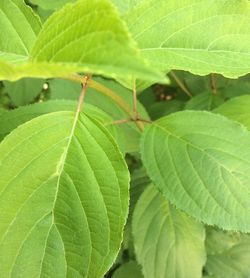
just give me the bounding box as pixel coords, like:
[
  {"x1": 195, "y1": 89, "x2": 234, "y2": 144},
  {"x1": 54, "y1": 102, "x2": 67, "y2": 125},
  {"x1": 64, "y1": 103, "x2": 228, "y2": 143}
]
[
  {"x1": 76, "y1": 75, "x2": 91, "y2": 114},
  {"x1": 64, "y1": 74, "x2": 145, "y2": 132},
  {"x1": 210, "y1": 73, "x2": 217, "y2": 94}
]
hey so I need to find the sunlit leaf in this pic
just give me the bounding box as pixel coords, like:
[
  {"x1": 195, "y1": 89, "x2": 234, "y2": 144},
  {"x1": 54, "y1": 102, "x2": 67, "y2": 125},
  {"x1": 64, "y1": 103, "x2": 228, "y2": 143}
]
[
  {"x1": 0, "y1": 0, "x2": 165, "y2": 83},
  {"x1": 125, "y1": 0, "x2": 250, "y2": 78},
  {"x1": 0, "y1": 111, "x2": 129, "y2": 277}
]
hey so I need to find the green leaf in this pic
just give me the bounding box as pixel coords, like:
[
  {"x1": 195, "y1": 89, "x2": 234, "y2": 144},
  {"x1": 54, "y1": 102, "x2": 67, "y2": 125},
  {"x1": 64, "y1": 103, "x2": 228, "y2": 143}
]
[
  {"x1": 0, "y1": 60, "x2": 80, "y2": 81},
  {"x1": 205, "y1": 228, "x2": 250, "y2": 278},
  {"x1": 220, "y1": 80, "x2": 250, "y2": 99},
  {"x1": 3, "y1": 78, "x2": 45, "y2": 106},
  {"x1": 0, "y1": 111, "x2": 129, "y2": 277},
  {"x1": 148, "y1": 100, "x2": 184, "y2": 120},
  {"x1": 185, "y1": 92, "x2": 224, "y2": 111},
  {"x1": 0, "y1": 0, "x2": 41, "y2": 63},
  {"x1": 141, "y1": 111, "x2": 250, "y2": 232},
  {"x1": 30, "y1": 0, "x2": 163, "y2": 82},
  {"x1": 112, "y1": 261, "x2": 143, "y2": 278},
  {"x1": 0, "y1": 0, "x2": 165, "y2": 83},
  {"x1": 132, "y1": 185, "x2": 206, "y2": 278},
  {"x1": 214, "y1": 95, "x2": 250, "y2": 130},
  {"x1": 35, "y1": 6, "x2": 53, "y2": 23},
  {"x1": 125, "y1": 0, "x2": 250, "y2": 78}
]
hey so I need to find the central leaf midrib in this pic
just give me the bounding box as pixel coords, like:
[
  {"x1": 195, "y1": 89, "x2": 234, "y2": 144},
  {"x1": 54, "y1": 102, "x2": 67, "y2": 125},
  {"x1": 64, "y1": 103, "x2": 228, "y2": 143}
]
[{"x1": 48, "y1": 110, "x2": 82, "y2": 276}]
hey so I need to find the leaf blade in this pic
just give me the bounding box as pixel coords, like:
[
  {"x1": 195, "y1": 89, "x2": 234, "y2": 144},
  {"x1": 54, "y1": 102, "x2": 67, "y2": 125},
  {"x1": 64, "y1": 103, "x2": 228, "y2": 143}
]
[
  {"x1": 0, "y1": 111, "x2": 129, "y2": 277},
  {"x1": 30, "y1": 0, "x2": 164, "y2": 82},
  {"x1": 141, "y1": 111, "x2": 250, "y2": 232},
  {"x1": 125, "y1": 0, "x2": 250, "y2": 78},
  {"x1": 132, "y1": 185, "x2": 206, "y2": 278}
]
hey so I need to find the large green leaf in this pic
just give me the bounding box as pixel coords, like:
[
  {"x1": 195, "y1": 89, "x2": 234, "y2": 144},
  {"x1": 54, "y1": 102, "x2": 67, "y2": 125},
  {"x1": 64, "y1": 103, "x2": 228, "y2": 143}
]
[
  {"x1": 141, "y1": 111, "x2": 250, "y2": 232},
  {"x1": 125, "y1": 0, "x2": 250, "y2": 78},
  {"x1": 132, "y1": 185, "x2": 206, "y2": 278},
  {"x1": 205, "y1": 228, "x2": 250, "y2": 278},
  {"x1": 214, "y1": 95, "x2": 250, "y2": 130},
  {"x1": 0, "y1": 0, "x2": 41, "y2": 63},
  {"x1": 3, "y1": 78, "x2": 45, "y2": 106},
  {"x1": 0, "y1": 0, "x2": 164, "y2": 83},
  {"x1": 0, "y1": 111, "x2": 129, "y2": 277},
  {"x1": 30, "y1": 0, "x2": 164, "y2": 83}
]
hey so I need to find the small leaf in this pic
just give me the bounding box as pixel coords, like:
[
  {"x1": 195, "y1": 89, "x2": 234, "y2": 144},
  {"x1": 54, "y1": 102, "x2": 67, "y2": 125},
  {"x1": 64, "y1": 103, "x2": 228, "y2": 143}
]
[
  {"x1": 221, "y1": 81, "x2": 250, "y2": 99},
  {"x1": 185, "y1": 92, "x2": 224, "y2": 111},
  {"x1": 112, "y1": 261, "x2": 143, "y2": 278},
  {"x1": 205, "y1": 227, "x2": 250, "y2": 278},
  {"x1": 125, "y1": 0, "x2": 250, "y2": 78},
  {"x1": 214, "y1": 95, "x2": 250, "y2": 130},
  {"x1": 3, "y1": 78, "x2": 45, "y2": 106},
  {"x1": 132, "y1": 185, "x2": 206, "y2": 278},
  {"x1": 141, "y1": 111, "x2": 250, "y2": 232},
  {"x1": 148, "y1": 100, "x2": 184, "y2": 120},
  {"x1": 0, "y1": 111, "x2": 129, "y2": 277}
]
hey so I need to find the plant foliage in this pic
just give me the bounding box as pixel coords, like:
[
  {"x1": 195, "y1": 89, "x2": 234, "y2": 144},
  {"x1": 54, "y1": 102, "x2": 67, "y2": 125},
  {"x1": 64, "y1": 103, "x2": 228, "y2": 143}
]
[{"x1": 0, "y1": 0, "x2": 250, "y2": 277}]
